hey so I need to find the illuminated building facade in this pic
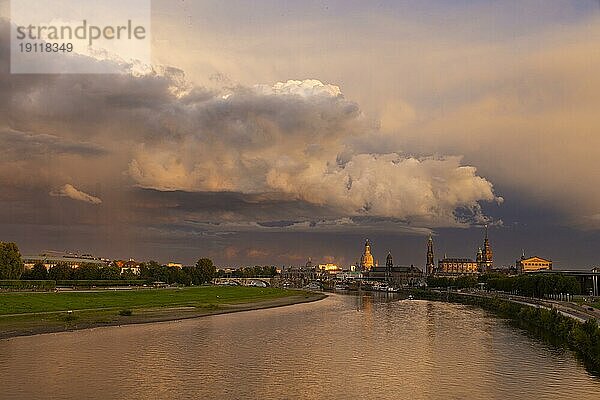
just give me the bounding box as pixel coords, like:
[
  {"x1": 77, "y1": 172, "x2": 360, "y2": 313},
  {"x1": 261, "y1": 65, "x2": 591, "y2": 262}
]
[
  {"x1": 360, "y1": 239, "x2": 375, "y2": 271},
  {"x1": 437, "y1": 258, "x2": 479, "y2": 275},
  {"x1": 516, "y1": 255, "x2": 552, "y2": 273},
  {"x1": 433, "y1": 227, "x2": 493, "y2": 276}
]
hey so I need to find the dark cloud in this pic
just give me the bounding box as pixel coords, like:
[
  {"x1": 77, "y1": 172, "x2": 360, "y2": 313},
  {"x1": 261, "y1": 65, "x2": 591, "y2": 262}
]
[
  {"x1": 0, "y1": 128, "x2": 108, "y2": 159},
  {"x1": 8, "y1": 15, "x2": 593, "y2": 268}
]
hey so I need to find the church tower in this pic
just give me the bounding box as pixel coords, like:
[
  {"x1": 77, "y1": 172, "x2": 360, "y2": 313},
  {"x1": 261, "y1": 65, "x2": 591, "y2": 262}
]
[
  {"x1": 479, "y1": 225, "x2": 493, "y2": 272},
  {"x1": 385, "y1": 252, "x2": 393, "y2": 281},
  {"x1": 360, "y1": 239, "x2": 375, "y2": 271},
  {"x1": 426, "y1": 235, "x2": 435, "y2": 275}
]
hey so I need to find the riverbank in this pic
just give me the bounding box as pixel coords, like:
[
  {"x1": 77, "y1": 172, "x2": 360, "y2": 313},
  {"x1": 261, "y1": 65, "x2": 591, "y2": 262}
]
[
  {"x1": 0, "y1": 286, "x2": 326, "y2": 339},
  {"x1": 410, "y1": 288, "x2": 600, "y2": 374}
]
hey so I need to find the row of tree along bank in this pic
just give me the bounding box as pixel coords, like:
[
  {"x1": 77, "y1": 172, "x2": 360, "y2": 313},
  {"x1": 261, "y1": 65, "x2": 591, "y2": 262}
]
[
  {"x1": 427, "y1": 272, "x2": 581, "y2": 298},
  {"x1": 1, "y1": 241, "x2": 282, "y2": 289},
  {"x1": 411, "y1": 289, "x2": 600, "y2": 375},
  {"x1": 0, "y1": 241, "x2": 219, "y2": 288},
  {"x1": 14, "y1": 259, "x2": 217, "y2": 287}
]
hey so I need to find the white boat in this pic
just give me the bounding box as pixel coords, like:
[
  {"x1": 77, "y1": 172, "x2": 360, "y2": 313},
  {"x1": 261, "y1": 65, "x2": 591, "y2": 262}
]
[{"x1": 407, "y1": 294, "x2": 414, "y2": 300}]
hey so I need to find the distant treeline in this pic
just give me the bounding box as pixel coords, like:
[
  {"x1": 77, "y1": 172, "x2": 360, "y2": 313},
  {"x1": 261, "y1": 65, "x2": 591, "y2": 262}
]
[
  {"x1": 0, "y1": 280, "x2": 148, "y2": 291},
  {"x1": 22, "y1": 263, "x2": 124, "y2": 280},
  {"x1": 412, "y1": 289, "x2": 600, "y2": 375},
  {"x1": 19, "y1": 260, "x2": 217, "y2": 286},
  {"x1": 216, "y1": 265, "x2": 278, "y2": 278},
  {"x1": 137, "y1": 259, "x2": 216, "y2": 285},
  {"x1": 427, "y1": 273, "x2": 581, "y2": 297}
]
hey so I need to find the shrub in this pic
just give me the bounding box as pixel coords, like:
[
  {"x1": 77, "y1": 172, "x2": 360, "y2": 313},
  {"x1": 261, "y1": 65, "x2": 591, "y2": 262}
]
[{"x1": 0, "y1": 280, "x2": 56, "y2": 291}]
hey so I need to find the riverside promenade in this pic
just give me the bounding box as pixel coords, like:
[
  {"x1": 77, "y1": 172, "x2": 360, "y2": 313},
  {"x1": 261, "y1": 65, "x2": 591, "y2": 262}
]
[{"x1": 444, "y1": 290, "x2": 600, "y2": 324}]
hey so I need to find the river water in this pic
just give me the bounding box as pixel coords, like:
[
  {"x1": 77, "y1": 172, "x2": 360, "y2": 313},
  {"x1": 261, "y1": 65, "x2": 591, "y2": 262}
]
[{"x1": 1, "y1": 293, "x2": 599, "y2": 399}]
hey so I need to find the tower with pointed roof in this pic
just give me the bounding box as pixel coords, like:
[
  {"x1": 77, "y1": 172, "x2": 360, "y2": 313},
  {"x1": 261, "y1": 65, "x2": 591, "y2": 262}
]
[
  {"x1": 426, "y1": 235, "x2": 435, "y2": 275},
  {"x1": 478, "y1": 225, "x2": 493, "y2": 272},
  {"x1": 360, "y1": 239, "x2": 375, "y2": 271},
  {"x1": 385, "y1": 252, "x2": 393, "y2": 281}
]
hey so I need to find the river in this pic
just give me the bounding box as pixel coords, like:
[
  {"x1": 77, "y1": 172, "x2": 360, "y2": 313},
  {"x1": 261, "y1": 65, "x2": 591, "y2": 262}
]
[{"x1": 1, "y1": 293, "x2": 599, "y2": 399}]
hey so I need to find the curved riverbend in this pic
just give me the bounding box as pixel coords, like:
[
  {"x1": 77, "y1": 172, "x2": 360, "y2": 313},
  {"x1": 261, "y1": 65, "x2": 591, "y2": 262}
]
[{"x1": 1, "y1": 293, "x2": 599, "y2": 399}]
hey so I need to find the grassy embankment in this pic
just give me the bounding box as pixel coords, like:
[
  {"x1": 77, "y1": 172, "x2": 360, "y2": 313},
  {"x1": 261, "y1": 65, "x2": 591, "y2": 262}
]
[
  {"x1": 411, "y1": 289, "x2": 600, "y2": 375},
  {"x1": 0, "y1": 286, "x2": 322, "y2": 338}
]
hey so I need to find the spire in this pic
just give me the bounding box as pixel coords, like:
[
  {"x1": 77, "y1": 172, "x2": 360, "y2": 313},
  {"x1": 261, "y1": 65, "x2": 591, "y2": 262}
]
[
  {"x1": 426, "y1": 234, "x2": 435, "y2": 276},
  {"x1": 480, "y1": 224, "x2": 493, "y2": 270}
]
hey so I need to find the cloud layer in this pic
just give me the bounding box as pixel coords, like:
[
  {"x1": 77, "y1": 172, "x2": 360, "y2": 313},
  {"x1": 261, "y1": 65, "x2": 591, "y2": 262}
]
[
  {"x1": 127, "y1": 79, "x2": 499, "y2": 225},
  {"x1": 50, "y1": 184, "x2": 102, "y2": 205}
]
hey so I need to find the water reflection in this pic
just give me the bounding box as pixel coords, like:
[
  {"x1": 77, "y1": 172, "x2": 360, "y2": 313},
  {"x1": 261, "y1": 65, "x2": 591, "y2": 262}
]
[{"x1": 1, "y1": 294, "x2": 599, "y2": 399}]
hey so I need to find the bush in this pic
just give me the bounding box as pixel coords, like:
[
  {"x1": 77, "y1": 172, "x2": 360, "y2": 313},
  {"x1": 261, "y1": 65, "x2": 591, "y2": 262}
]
[
  {"x1": 0, "y1": 280, "x2": 56, "y2": 291},
  {"x1": 482, "y1": 273, "x2": 581, "y2": 297},
  {"x1": 55, "y1": 280, "x2": 145, "y2": 288},
  {"x1": 63, "y1": 312, "x2": 78, "y2": 322},
  {"x1": 118, "y1": 309, "x2": 133, "y2": 316}
]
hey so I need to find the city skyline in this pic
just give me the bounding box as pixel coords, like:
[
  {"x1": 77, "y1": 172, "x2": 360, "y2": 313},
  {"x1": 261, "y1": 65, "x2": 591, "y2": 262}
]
[{"x1": 1, "y1": 1, "x2": 599, "y2": 268}]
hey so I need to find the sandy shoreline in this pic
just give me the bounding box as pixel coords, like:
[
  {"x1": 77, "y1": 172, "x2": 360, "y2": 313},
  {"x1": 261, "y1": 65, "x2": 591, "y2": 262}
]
[{"x1": 0, "y1": 292, "x2": 327, "y2": 340}]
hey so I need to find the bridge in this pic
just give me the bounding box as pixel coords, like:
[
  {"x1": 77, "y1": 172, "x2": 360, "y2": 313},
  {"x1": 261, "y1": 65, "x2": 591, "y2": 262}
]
[{"x1": 213, "y1": 277, "x2": 274, "y2": 287}]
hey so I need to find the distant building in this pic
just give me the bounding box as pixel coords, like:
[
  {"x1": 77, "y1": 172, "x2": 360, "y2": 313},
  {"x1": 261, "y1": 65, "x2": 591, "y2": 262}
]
[
  {"x1": 365, "y1": 251, "x2": 422, "y2": 286},
  {"x1": 23, "y1": 252, "x2": 108, "y2": 270},
  {"x1": 433, "y1": 226, "x2": 493, "y2": 276},
  {"x1": 436, "y1": 258, "x2": 479, "y2": 275},
  {"x1": 318, "y1": 263, "x2": 342, "y2": 275},
  {"x1": 115, "y1": 259, "x2": 141, "y2": 275},
  {"x1": 280, "y1": 262, "x2": 318, "y2": 287},
  {"x1": 360, "y1": 239, "x2": 375, "y2": 271},
  {"x1": 517, "y1": 254, "x2": 552, "y2": 273},
  {"x1": 167, "y1": 262, "x2": 183, "y2": 268}
]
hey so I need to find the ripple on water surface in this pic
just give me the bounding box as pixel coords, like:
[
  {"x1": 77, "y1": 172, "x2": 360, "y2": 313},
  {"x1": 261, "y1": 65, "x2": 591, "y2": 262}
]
[{"x1": 1, "y1": 294, "x2": 599, "y2": 399}]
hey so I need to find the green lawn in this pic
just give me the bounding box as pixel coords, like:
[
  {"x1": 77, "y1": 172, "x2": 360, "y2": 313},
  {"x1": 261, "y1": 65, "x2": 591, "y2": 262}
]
[{"x1": 0, "y1": 286, "x2": 295, "y2": 315}]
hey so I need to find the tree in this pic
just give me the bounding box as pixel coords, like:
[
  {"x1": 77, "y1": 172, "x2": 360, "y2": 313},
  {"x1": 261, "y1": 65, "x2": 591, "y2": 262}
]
[
  {"x1": 72, "y1": 263, "x2": 101, "y2": 280},
  {"x1": 196, "y1": 258, "x2": 216, "y2": 284},
  {"x1": 0, "y1": 242, "x2": 24, "y2": 279},
  {"x1": 27, "y1": 263, "x2": 48, "y2": 280},
  {"x1": 140, "y1": 261, "x2": 168, "y2": 283},
  {"x1": 49, "y1": 263, "x2": 73, "y2": 280},
  {"x1": 99, "y1": 265, "x2": 121, "y2": 280}
]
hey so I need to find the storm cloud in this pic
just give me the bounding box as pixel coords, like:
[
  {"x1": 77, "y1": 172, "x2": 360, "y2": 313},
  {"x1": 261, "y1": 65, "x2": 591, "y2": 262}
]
[
  {"x1": 127, "y1": 79, "x2": 500, "y2": 225},
  {"x1": 4, "y1": 2, "x2": 596, "y2": 267},
  {"x1": 0, "y1": 17, "x2": 500, "y2": 232}
]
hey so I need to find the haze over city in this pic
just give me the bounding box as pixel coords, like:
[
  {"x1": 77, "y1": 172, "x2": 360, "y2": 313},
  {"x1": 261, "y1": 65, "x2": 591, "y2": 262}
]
[{"x1": 1, "y1": 0, "x2": 599, "y2": 268}]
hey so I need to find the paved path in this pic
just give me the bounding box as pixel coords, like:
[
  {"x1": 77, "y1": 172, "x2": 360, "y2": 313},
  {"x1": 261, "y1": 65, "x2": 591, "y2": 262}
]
[{"x1": 451, "y1": 291, "x2": 599, "y2": 324}]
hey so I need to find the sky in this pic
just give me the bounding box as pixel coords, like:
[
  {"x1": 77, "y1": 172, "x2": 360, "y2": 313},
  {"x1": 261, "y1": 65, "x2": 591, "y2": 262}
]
[{"x1": 0, "y1": 0, "x2": 599, "y2": 269}]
